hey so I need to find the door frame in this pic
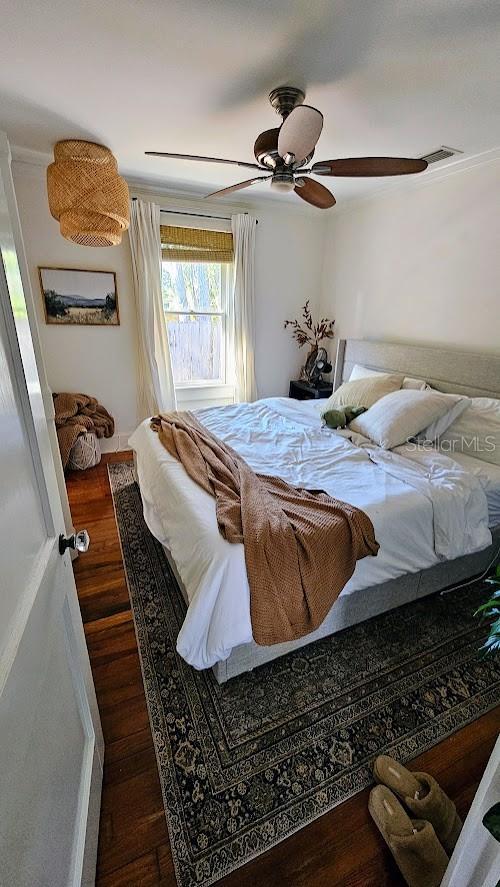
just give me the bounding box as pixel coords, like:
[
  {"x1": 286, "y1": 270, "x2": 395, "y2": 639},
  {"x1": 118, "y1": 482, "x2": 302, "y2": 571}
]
[{"x1": 0, "y1": 131, "x2": 103, "y2": 885}]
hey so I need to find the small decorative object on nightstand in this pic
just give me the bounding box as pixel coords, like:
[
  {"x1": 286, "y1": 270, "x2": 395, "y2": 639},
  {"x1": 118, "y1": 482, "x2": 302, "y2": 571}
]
[
  {"x1": 284, "y1": 300, "x2": 335, "y2": 382},
  {"x1": 289, "y1": 379, "x2": 333, "y2": 400}
]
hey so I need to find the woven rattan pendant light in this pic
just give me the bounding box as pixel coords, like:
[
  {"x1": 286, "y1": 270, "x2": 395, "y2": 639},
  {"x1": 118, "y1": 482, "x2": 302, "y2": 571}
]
[{"x1": 47, "y1": 140, "x2": 130, "y2": 246}]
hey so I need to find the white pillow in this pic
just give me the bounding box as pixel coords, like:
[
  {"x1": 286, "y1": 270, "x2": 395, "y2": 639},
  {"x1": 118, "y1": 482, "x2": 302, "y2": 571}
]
[
  {"x1": 320, "y1": 373, "x2": 403, "y2": 415},
  {"x1": 438, "y1": 398, "x2": 500, "y2": 466},
  {"x1": 349, "y1": 389, "x2": 466, "y2": 450},
  {"x1": 349, "y1": 363, "x2": 428, "y2": 391},
  {"x1": 416, "y1": 394, "x2": 470, "y2": 443}
]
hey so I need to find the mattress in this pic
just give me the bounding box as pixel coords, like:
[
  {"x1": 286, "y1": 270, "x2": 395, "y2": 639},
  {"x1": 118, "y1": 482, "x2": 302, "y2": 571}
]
[{"x1": 129, "y1": 398, "x2": 491, "y2": 671}]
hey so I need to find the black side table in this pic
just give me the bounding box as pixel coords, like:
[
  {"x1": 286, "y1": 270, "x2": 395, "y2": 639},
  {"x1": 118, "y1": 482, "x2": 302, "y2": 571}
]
[{"x1": 289, "y1": 379, "x2": 333, "y2": 400}]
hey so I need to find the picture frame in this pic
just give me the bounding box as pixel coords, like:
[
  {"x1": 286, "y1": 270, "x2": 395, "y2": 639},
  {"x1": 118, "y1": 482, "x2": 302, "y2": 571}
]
[{"x1": 38, "y1": 266, "x2": 119, "y2": 326}]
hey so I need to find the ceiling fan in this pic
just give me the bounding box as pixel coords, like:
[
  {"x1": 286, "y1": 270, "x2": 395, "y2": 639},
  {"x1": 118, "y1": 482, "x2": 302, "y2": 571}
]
[{"x1": 146, "y1": 86, "x2": 428, "y2": 210}]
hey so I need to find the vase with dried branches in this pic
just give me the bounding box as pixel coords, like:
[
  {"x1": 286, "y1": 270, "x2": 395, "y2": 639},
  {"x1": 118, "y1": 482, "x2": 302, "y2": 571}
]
[{"x1": 284, "y1": 301, "x2": 335, "y2": 382}]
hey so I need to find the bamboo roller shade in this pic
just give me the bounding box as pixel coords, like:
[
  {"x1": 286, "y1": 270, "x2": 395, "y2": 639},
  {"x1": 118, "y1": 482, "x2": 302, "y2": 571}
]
[{"x1": 160, "y1": 225, "x2": 233, "y2": 262}]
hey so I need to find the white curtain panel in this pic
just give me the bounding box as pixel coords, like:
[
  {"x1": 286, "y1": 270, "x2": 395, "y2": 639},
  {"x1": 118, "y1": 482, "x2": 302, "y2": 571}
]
[
  {"x1": 230, "y1": 213, "x2": 258, "y2": 403},
  {"x1": 129, "y1": 199, "x2": 176, "y2": 420}
]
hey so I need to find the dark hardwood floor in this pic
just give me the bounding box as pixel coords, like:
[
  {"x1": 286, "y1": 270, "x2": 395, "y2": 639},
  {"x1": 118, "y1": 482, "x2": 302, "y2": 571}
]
[{"x1": 67, "y1": 453, "x2": 499, "y2": 887}]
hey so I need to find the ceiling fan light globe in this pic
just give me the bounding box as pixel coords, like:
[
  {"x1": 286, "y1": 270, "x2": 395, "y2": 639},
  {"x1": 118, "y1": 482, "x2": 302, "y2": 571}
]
[
  {"x1": 271, "y1": 173, "x2": 295, "y2": 192},
  {"x1": 278, "y1": 105, "x2": 324, "y2": 166}
]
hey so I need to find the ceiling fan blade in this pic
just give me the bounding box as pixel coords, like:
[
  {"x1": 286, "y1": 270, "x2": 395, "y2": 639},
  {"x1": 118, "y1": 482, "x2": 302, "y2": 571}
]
[
  {"x1": 312, "y1": 157, "x2": 428, "y2": 177},
  {"x1": 205, "y1": 176, "x2": 271, "y2": 199},
  {"x1": 294, "y1": 178, "x2": 335, "y2": 209},
  {"x1": 145, "y1": 151, "x2": 262, "y2": 171},
  {"x1": 278, "y1": 105, "x2": 324, "y2": 165}
]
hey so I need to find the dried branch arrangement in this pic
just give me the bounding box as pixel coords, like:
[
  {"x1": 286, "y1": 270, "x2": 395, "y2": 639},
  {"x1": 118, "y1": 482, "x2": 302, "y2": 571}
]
[{"x1": 284, "y1": 300, "x2": 335, "y2": 349}]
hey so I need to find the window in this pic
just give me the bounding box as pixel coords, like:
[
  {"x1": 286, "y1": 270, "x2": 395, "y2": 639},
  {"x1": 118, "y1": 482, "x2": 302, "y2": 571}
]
[
  {"x1": 160, "y1": 226, "x2": 233, "y2": 387},
  {"x1": 162, "y1": 261, "x2": 228, "y2": 384}
]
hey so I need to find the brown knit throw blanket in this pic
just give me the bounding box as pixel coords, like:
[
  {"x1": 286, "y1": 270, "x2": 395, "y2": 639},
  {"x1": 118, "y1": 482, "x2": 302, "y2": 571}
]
[
  {"x1": 54, "y1": 392, "x2": 114, "y2": 470},
  {"x1": 151, "y1": 411, "x2": 379, "y2": 646}
]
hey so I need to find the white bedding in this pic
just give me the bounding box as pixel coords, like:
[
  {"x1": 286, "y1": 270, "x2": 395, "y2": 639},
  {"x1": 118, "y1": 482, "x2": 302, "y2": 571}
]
[
  {"x1": 129, "y1": 398, "x2": 492, "y2": 670},
  {"x1": 435, "y1": 449, "x2": 500, "y2": 527}
]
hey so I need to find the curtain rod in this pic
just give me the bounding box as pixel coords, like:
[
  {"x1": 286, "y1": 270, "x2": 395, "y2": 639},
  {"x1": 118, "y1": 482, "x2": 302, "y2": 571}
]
[{"x1": 131, "y1": 198, "x2": 258, "y2": 224}]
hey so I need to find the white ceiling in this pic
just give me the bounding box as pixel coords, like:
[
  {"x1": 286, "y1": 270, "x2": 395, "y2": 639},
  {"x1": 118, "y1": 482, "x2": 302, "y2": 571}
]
[{"x1": 1, "y1": 0, "x2": 500, "y2": 206}]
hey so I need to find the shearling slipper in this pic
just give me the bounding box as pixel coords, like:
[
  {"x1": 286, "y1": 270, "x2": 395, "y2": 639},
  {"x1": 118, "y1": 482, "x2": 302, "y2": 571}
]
[
  {"x1": 373, "y1": 755, "x2": 463, "y2": 854},
  {"x1": 369, "y1": 785, "x2": 449, "y2": 887}
]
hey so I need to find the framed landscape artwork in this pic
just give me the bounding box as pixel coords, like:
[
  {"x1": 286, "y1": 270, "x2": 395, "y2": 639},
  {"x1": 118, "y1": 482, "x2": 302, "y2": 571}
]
[{"x1": 39, "y1": 267, "x2": 119, "y2": 325}]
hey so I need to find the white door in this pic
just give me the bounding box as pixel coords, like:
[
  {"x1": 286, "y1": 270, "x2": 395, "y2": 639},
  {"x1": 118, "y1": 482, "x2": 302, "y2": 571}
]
[{"x1": 0, "y1": 133, "x2": 103, "y2": 887}]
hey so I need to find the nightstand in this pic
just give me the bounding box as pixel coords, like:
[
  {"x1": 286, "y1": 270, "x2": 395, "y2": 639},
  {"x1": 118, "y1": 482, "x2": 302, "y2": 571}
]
[{"x1": 289, "y1": 380, "x2": 333, "y2": 400}]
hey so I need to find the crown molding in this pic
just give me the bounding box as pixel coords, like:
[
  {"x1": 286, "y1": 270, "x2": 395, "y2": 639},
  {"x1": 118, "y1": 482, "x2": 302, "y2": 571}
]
[
  {"x1": 127, "y1": 178, "x2": 248, "y2": 217},
  {"x1": 330, "y1": 145, "x2": 500, "y2": 217},
  {"x1": 126, "y1": 175, "x2": 321, "y2": 218},
  {"x1": 11, "y1": 140, "x2": 500, "y2": 219},
  {"x1": 8, "y1": 150, "x2": 316, "y2": 216},
  {"x1": 10, "y1": 144, "x2": 52, "y2": 167},
  {"x1": 126, "y1": 175, "x2": 210, "y2": 201}
]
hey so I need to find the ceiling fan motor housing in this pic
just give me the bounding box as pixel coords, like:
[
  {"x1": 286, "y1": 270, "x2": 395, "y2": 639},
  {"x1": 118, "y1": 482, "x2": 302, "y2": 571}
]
[
  {"x1": 270, "y1": 171, "x2": 295, "y2": 192},
  {"x1": 269, "y1": 86, "x2": 305, "y2": 119}
]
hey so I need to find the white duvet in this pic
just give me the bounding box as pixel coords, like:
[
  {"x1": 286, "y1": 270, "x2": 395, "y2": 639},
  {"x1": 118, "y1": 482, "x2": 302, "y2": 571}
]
[{"x1": 129, "y1": 398, "x2": 491, "y2": 670}]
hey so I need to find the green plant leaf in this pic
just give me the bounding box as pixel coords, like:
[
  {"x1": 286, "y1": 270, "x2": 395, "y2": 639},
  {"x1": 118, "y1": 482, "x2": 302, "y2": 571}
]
[
  {"x1": 474, "y1": 578, "x2": 500, "y2": 654},
  {"x1": 474, "y1": 600, "x2": 500, "y2": 615},
  {"x1": 483, "y1": 803, "x2": 500, "y2": 842},
  {"x1": 481, "y1": 636, "x2": 500, "y2": 652}
]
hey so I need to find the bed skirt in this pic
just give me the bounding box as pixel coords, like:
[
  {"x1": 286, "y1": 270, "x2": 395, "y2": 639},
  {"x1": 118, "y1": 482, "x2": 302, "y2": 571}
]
[{"x1": 161, "y1": 529, "x2": 500, "y2": 683}]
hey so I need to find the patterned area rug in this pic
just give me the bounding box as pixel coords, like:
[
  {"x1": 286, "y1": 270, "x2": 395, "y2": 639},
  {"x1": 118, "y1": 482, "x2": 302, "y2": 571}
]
[{"x1": 109, "y1": 462, "x2": 500, "y2": 887}]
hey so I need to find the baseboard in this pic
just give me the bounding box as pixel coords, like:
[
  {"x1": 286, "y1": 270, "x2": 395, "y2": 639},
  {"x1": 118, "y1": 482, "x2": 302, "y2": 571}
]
[{"x1": 100, "y1": 432, "x2": 134, "y2": 454}]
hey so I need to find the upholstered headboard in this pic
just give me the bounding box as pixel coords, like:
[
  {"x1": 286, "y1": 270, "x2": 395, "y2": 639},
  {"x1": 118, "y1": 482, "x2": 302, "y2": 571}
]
[{"x1": 333, "y1": 339, "x2": 500, "y2": 400}]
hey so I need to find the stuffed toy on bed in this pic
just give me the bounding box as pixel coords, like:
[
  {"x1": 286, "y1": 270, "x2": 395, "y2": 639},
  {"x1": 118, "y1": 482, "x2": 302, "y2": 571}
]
[{"x1": 322, "y1": 405, "x2": 367, "y2": 429}]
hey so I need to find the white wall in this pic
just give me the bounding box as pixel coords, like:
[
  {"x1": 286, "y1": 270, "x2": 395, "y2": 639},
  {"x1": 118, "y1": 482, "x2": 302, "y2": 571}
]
[
  {"x1": 15, "y1": 154, "x2": 498, "y2": 455},
  {"x1": 13, "y1": 159, "x2": 138, "y2": 451},
  {"x1": 12, "y1": 160, "x2": 327, "y2": 448},
  {"x1": 320, "y1": 159, "x2": 500, "y2": 355},
  {"x1": 253, "y1": 202, "x2": 326, "y2": 398}
]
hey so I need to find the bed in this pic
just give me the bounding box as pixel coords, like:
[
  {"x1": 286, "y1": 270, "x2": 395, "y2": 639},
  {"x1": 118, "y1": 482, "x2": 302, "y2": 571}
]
[{"x1": 129, "y1": 339, "x2": 500, "y2": 683}]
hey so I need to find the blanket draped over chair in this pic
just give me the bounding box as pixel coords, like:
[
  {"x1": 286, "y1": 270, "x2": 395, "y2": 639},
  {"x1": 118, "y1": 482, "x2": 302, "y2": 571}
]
[
  {"x1": 151, "y1": 411, "x2": 379, "y2": 646},
  {"x1": 54, "y1": 392, "x2": 114, "y2": 469}
]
